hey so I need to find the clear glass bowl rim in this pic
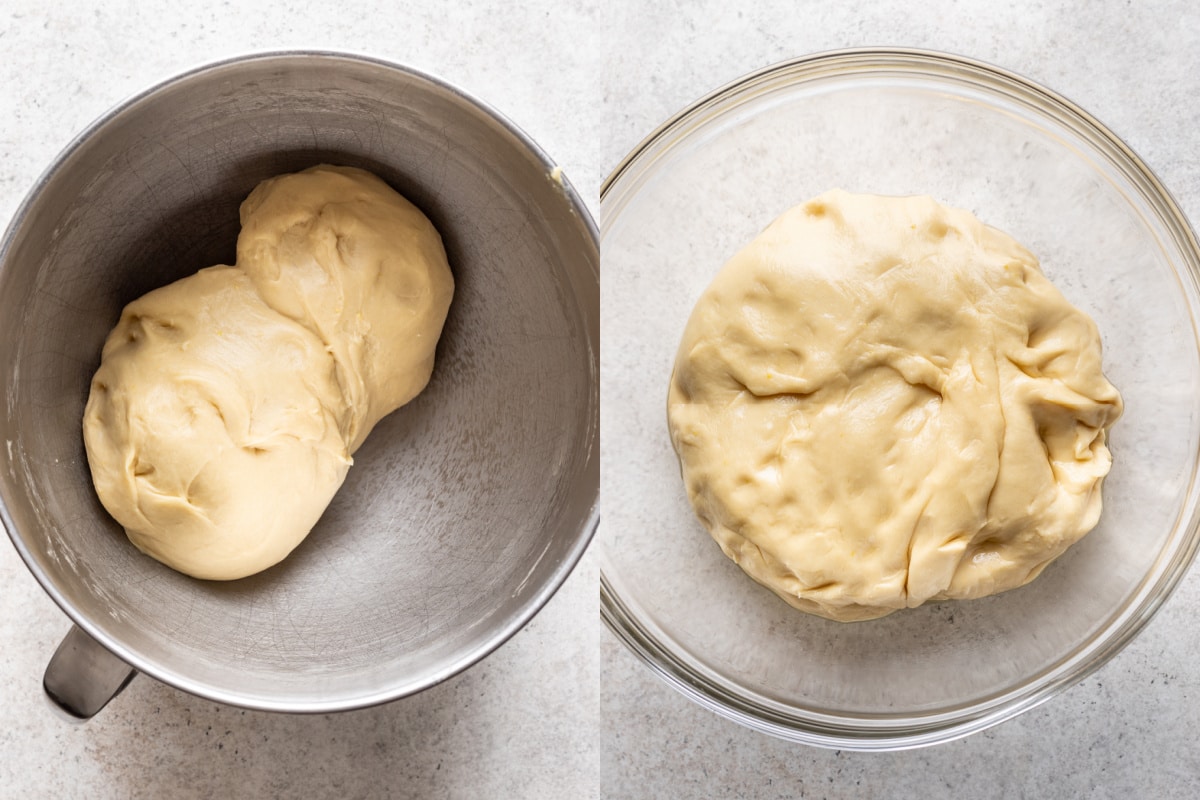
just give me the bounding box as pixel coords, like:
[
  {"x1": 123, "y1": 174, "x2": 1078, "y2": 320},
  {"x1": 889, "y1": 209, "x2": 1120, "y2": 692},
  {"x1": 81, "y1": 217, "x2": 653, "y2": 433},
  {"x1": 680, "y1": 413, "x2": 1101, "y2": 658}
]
[{"x1": 599, "y1": 46, "x2": 1200, "y2": 750}]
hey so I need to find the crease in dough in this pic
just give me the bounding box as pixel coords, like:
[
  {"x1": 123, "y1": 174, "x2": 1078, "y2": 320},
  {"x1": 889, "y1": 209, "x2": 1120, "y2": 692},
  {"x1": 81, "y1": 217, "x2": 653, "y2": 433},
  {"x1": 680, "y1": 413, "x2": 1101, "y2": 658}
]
[
  {"x1": 667, "y1": 190, "x2": 1122, "y2": 621},
  {"x1": 83, "y1": 165, "x2": 454, "y2": 580}
]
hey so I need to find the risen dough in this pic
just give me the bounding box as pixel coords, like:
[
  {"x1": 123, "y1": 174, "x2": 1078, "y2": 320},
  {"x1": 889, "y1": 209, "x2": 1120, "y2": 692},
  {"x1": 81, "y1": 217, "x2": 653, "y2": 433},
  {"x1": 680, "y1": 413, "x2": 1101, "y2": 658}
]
[
  {"x1": 667, "y1": 190, "x2": 1122, "y2": 622},
  {"x1": 83, "y1": 165, "x2": 454, "y2": 580}
]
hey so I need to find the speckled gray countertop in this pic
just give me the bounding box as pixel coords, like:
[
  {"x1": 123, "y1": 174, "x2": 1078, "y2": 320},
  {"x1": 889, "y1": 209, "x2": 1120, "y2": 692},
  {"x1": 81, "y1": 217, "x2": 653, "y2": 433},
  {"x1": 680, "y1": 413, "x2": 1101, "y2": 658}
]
[
  {"x1": 3, "y1": 1, "x2": 1199, "y2": 798},
  {"x1": 0, "y1": 3, "x2": 604, "y2": 798},
  {"x1": 598, "y1": 2, "x2": 1200, "y2": 798}
]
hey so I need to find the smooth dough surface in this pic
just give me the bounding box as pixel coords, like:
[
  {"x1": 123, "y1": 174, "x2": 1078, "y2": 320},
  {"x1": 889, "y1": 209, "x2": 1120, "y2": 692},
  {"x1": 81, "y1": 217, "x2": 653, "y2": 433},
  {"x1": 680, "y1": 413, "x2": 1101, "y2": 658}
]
[
  {"x1": 83, "y1": 165, "x2": 454, "y2": 580},
  {"x1": 666, "y1": 190, "x2": 1123, "y2": 621}
]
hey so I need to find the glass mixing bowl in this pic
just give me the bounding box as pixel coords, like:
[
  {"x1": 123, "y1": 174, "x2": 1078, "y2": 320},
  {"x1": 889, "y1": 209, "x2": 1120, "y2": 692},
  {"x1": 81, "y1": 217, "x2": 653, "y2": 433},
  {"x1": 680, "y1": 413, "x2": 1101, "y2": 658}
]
[{"x1": 599, "y1": 48, "x2": 1200, "y2": 749}]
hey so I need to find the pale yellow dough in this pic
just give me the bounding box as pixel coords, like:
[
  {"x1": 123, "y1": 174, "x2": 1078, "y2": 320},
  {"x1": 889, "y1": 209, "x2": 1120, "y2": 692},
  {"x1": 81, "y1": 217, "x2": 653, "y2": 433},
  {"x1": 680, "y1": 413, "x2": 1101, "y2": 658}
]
[
  {"x1": 83, "y1": 165, "x2": 454, "y2": 580},
  {"x1": 667, "y1": 190, "x2": 1122, "y2": 621}
]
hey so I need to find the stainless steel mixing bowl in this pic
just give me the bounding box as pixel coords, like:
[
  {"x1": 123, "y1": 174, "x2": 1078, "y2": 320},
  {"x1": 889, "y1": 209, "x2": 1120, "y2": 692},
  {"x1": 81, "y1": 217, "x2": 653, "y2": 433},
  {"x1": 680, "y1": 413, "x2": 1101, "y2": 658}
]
[{"x1": 0, "y1": 51, "x2": 598, "y2": 715}]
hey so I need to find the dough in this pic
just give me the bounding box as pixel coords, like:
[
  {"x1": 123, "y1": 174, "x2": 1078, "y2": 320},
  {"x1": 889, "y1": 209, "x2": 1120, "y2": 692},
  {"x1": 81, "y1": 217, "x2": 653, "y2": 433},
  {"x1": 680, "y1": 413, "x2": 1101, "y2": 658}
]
[
  {"x1": 666, "y1": 190, "x2": 1122, "y2": 621},
  {"x1": 83, "y1": 165, "x2": 454, "y2": 580}
]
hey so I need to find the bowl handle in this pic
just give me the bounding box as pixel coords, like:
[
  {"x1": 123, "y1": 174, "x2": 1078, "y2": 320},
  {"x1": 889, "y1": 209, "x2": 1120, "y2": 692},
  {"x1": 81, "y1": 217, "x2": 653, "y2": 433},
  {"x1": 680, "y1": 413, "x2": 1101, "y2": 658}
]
[{"x1": 43, "y1": 625, "x2": 137, "y2": 721}]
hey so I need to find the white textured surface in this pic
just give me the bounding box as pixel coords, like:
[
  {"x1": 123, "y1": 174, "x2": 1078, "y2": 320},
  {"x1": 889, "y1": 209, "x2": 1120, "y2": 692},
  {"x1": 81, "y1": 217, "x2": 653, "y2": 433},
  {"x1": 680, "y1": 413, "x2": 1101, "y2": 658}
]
[
  {"x1": 599, "y1": 1, "x2": 1200, "y2": 798},
  {"x1": 0, "y1": 2, "x2": 601, "y2": 798},
  {"x1": 4, "y1": 1, "x2": 1200, "y2": 798}
]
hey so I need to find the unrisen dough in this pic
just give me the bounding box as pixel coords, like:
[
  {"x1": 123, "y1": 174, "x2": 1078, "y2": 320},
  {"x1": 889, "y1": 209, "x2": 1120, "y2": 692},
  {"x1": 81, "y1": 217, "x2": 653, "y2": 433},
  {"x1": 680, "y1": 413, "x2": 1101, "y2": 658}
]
[
  {"x1": 83, "y1": 165, "x2": 454, "y2": 580},
  {"x1": 667, "y1": 190, "x2": 1122, "y2": 622}
]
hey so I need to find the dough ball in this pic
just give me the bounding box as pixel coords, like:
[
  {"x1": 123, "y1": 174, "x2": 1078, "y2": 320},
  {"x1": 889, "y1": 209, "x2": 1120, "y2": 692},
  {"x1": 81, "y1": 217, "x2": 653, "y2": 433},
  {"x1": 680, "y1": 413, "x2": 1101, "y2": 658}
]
[
  {"x1": 83, "y1": 267, "x2": 351, "y2": 580},
  {"x1": 83, "y1": 166, "x2": 454, "y2": 580},
  {"x1": 666, "y1": 190, "x2": 1123, "y2": 621},
  {"x1": 237, "y1": 165, "x2": 454, "y2": 450}
]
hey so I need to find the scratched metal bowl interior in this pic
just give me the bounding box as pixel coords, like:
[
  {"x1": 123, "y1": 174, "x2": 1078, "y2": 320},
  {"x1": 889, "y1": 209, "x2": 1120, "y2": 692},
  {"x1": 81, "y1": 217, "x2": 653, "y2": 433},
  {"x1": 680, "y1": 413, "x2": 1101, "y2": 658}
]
[
  {"x1": 0, "y1": 52, "x2": 598, "y2": 711},
  {"x1": 600, "y1": 49, "x2": 1200, "y2": 748}
]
